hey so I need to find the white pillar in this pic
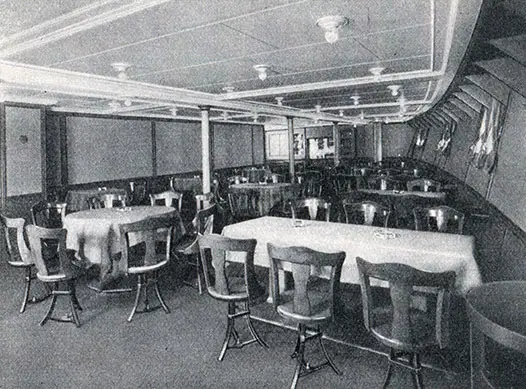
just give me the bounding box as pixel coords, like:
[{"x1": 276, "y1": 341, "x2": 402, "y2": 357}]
[
  {"x1": 332, "y1": 122, "x2": 340, "y2": 166},
  {"x1": 200, "y1": 106, "x2": 211, "y2": 194},
  {"x1": 287, "y1": 117, "x2": 295, "y2": 182}
]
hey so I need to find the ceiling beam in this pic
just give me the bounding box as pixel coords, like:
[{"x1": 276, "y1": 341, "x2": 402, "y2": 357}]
[
  {"x1": 466, "y1": 74, "x2": 509, "y2": 104},
  {"x1": 475, "y1": 57, "x2": 526, "y2": 98},
  {"x1": 452, "y1": 91, "x2": 483, "y2": 113},
  {"x1": 447, "y1": 97, "x2": 478, "y2": 118},
  {"x1": 489, "y1": 34, "x2": 526, "y2": 67}
]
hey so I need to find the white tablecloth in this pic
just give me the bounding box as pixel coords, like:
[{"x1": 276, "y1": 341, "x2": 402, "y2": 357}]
[
  {"x1": 222, "y1": 216, "x2": 482, "y2": 295},
  {"x1": 64, "y1": 206, "x2": 182, "y2": 275}
]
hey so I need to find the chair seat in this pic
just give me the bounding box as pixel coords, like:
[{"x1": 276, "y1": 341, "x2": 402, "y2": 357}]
[
  {"x1": 128, "y1": 258, "x2": 169, "y2": 274},
  {"x1": 208, "y1": 276, "x2": 248, "y2": 302},
  {"x1": 276, "y1": 288, "x2": 332, "y2": 325},
  {"x1": 370, "y1": 308, "x2": 438, "y2": 352}
]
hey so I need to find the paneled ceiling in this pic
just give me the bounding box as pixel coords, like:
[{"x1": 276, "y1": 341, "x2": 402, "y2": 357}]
[{"x1": 0, "y1": 0, "x2": 483, "y2": 126}]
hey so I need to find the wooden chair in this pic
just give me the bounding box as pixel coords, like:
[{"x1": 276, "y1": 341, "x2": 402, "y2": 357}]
[
  {"x1": 413, "y1": 205, "x2": 464, "y2": 234},
  {"x1": 173, "y1": 205, "x2": 216, "y2": 294},
  {"x1": 128, "y1": 180, "x2": 148, "y2": 205},
  {"x1": 198, "y1": 234, "x2": 268, "y2": 361},
  {"x1": 356, "y1": 257, "x2": 456, "y2": 389},
  {"x1": 267, "y1": 243, "x2": 345, "y2": 389},
  {"x1": 31, "y1": 200, "x2": 67, "y2": 228},
  {"x1": 25, "y1": 225, "x2": 83, "y2": 327},
  {"x1": 119, "y1": 216, "x2": 174, "y2": 322},
  {"x1": 299, "y1": 174, "x2": 323, "y2": 198},
  {"x1": 149, "y1": 190, "x2": 183, "y2": 213},
  {"x1": 227, "y1": 190, "x2": 259, "y2": 222},
  {"x1": 101, "y1": 193, "x2": 127, "y2": 208},
  {"x1": 291, "y1": 198, "x2": 331, "y2": 221},
  {"x1": 86, "y1": 195, "x2": 103, "y2": 209},
  {"x1": 343, "y1": 200, "x2": 390, "y2": 227},
  {"x1": 0, "y1": 214, "x2": 49, "y2": 313},
  {"x1": 407, "y1": 178, "x2": 441, "y2": 192}
]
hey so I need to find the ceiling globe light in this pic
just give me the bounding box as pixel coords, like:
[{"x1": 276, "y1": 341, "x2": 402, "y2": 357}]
[
  {"x1": 254, "y1": 64, "x2": 270, "y2": 81},
  {"x1": 316, "y1": 15, "x2": 348, "y2": 44},
  {"x1": 369, "y1": 66, "x2": 385, "y2": 82},
  {"x1": 170, "y1": 107, "x2": 178, "y2": 117},
  {"x1": 275, "y1": 96, "x2": 284, "y2": 106},
  {"x1": 339, "y1": 110, "x2": 344, "y2": 117},
  {"x1": 351, "y1": 95, "x2": 360, "y2": 105},
  {"x1": 123, "y1": 99, "x2": 132, "y2": 107},
  {"x1": 359, "y1": 110, "x2": 365, "y2": 120},
  {"x1": 222, "y1": 111, "x2": 229, "y2": 121},
  {"x1": 314, "y1": 104, "x2": 322, "y2": 114},
  {"x1": 111, "y1": 62, "x2": 131, "y2": 79},
  {"x1": 222, "y1": 86, "x2": 235, "y2": 94},
  {"x1": 387, "y1": 85, "x2": 401, "y2": 96}
]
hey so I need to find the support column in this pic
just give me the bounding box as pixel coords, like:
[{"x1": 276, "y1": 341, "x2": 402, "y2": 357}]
[
  {"x1": 200, "y1": 106, "x2": 211, "y2": 195},
  {"x1": 332, "y1": 121, "x2": 340, "y2": 166},
  {"x1": 373, "y1": 122, "x2": 382, "y2": 163},
  {"x1": 287, "y1": 117, "x2": 295, "y2": 182}
]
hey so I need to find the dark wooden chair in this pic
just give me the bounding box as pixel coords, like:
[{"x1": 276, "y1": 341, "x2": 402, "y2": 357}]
[
  {"x1": 267, "y1": 243, "x2": 345, "y2": 389},
  {"x1": 31, "y1": 200, "x2": 67, "y2": 228},
  {"x1": 343, "y1": 200, "x2": 391, "y2": 228},
  {"x1": 86, "y1": 195, "x2": 103, "y2": 209},
  {"x1": 227, "y1": 190, "x2": 259, "y2": 222},
  {"x1": 119, "y1": 216, "x2": 174, "y2": 322},
  {"x1": 149, "y1": 190, "x2": 183, "y2": 213},
  {"x1": 101, "y1": 193, "x2": 127, "y2": 208},
  {"x1": 198, "y1": 234, "x2": 268, "y2": 361},
  {"x1": 407, "y1": 178, "x2": 441, "y2": 192},
  {"x1": 356, "y1": 257, "x2": 456, "y2": 389},
  {"x1": 128, "y1": 179, "x2": 148, "y2": 205},
  {"x1": 413, "y1": 205, "x2": 464, "y2": 234},
  {"x1": 25, "y1": 225, "x2": 83, "y2": 327},
  {"x1": 298, "y1": 171, "x2": 323, "y2": 197},
  {"x1": 1, "y1": 214, "x2": 49, "y2": 313},
  {"x1": 291, "y1": 197, "x2": 331, "y2": 221},
  {"x1": 173, "y1": 205, "x2": 216, "y2": 294}
]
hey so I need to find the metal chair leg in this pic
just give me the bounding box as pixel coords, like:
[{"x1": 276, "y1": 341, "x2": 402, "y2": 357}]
[
  {"x1": 318, "y1": 331, "x2": 342, "y2": 375},
  {"x1": 128, "y1": 275, "x2": 144, "y2": 322},
  {"x1": 40, "y1": 291, "x2": 58, "y2": 326},
  {"x1": 244, "y1": 302, "x2": 268, "y2": 349},
  {"x1": 69, "y1": 294, "x2": 81, "y2": 327},
  {"x1": 412, "y1": 353, "x2": 424, "y2": 389},
  {"x1": 218, "y1": 303, "x2": 236, "y2": 361},
  {"x1": 152, "y1": 274, "x2": 170, "y2": 313},
  {"x1": 382, "y1": 348, "x2": 395, "y2": 389},
  {"x1": 20, "y1": 266, "x2": 32, "y2": 313},
  {"x1": 290, "y1": 324, "x2": 307, "y2": 389}
]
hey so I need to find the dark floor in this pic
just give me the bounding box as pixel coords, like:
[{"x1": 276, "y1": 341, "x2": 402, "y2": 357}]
[{"x1": 0, "y1": 259, "x2": 473, "y2": 389}]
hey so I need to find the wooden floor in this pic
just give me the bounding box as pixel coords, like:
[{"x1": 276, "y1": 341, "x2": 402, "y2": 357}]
[{"x1": 0, "y1": 259, "x2": 472, "y2": 388}]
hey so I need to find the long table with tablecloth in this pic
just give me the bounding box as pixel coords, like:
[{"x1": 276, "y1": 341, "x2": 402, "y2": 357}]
[{"x1": 222, "y1": 216, "x2": 482, "y2": 295}]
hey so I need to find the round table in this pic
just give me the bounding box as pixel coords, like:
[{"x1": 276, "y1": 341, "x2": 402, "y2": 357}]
[
  {"x1": 466, "y1": 281, "x2": 526, "y2": 388},
  {"x1": 64, "y1": 206, "x2": 181, "y2": 291}
]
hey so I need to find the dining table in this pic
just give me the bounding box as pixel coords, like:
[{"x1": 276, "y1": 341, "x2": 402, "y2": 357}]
[
  {"x1": 228, "y1": 182, "x2": 300, "y2": 216},
  {"x1": 222, "y1": 216, "x2": 482, "y2": 295},
  {"x1": 63, "y1": 205, "x2": 184, "y2": 291},
  {"x1": 66, "y1": 187, "x2": 128, "y2": 212}
]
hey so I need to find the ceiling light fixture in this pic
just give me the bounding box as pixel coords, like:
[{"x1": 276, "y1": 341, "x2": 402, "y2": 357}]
[
  {"x1": 170, "y1": 107, "x2": 178, "y2": 117},
  {"x1": 369, "y1": 66, "x2": 385, "y2": 82},
  {"x1": 351, "y1": 95, "x2": 360, "y2": 105},
  {"x1": 108, "y1": 100, "x2": 121, "y2": 111},
  {"x1": 387, "y1": 85, "x2": 401, "y2": 96},
  {"x1": 359, "y1": 110, "x2": 365, "y2": 120},
  {"x1": 111, "y1": 62, "x2": 131, "y2": 79},
  {"x1": 275, "y1": 96, "x2": 283, "y2": 106},
  {"x1": 314, "y1": 104, "x2": 322, "y2": 114},
  {"x1": 222, "y1": 111, "x2": 229, "y2": 121},
  {"x1": 253, "y1": 64, "x2": 270, "y2": 81},
  {"x1": 339, "y1": 110, "x2": 344, "y2": 117},
  {"x1": 253, "y1": 113, "x2": 259, "y2": 123},
  {"x1": 316, "y1": 15, "x2": 348, "y2": 44},
  {"x1": 222, "y1": 86, "x2": 235, "y2": 94}
]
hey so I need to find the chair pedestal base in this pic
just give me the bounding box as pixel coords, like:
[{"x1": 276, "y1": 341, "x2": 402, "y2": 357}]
[
  {"x1": 383, "y1": 348, "x2": 423, "y2": 389},
  {"x1": 40, "y1": 281, "x2": 82, "y2": 327},
  {"x1": 127, "y1": 272, "x2": 170, "y2": 322},
  {"x1": 289, "y1": 324, "x2": 342, "y2": 389},
  {"x1": 20, "y1": 266, "x2": 52, "y2": 313},
  {"x1": 218, "y1": 301, "x2": 268, "y2": 361}
]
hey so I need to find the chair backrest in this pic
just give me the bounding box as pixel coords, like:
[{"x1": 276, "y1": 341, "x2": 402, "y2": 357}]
[
  {"x1": 31, "y1": 201, "x2": 67, "y2": 228},
  {"x1": 299, "y1": 174, "x2": 323, "y2": 197},
  {"x1": 407, "y1": 178, "x2": 441, "y2": 192},
  {"x1": 25, "y1": 225, "x2": 76, "y2": 280},
  {"x1": 228, "y1": 175, "x2": 248, "y2": 185},
  {"x1": 291, "y1": 197, "x2": 331, "y2": 221},
  {"x1": 86, "y1": 196, "x2": 103, "y2": 210},
  {"x1": 267, "y1": 243, "x2": 345, "y2": 320},
  {"x1": 343, "y1": 201, "x2": 390, "y2": 227},
  {"x1": 228, "y1": 190, "x2": 259, "y2": 219},
  {"x1": 413, "y1": 205, "x2": 464, "y2": 234},
  {"x1": 0, "y1": 214, "x2": 32, "y2": 266},
  {"x1": 101, "y1": 193, "x2": 127, "y2": 208},
  {"x1": 198, "y1": 234, "x2": 265, "y2": 302},
  {"x1": 119, "y1": 216, "x2": 174, "y2": 271},
  {"x1": 356, "y1": 257, "x2": 456, "y2": 350},
  {"x1": 368, "y1": 176, "x2": 404, "y2": 191},
  {"x1": 195, "y1": 205, "x2": 216, "y2": 235},
  {"x1": 149, "y1": 190, "x2": 183, "y2": 212},
  {"x1": 128, "y1": 180, "x2": 147, "y2": 205}
]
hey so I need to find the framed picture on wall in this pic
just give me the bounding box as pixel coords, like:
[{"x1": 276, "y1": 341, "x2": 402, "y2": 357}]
[{"x1": 293, "y1": 133, "x2": 305, "y2": 158}]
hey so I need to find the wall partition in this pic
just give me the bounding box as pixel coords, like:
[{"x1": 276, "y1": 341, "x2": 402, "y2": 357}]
[
  {"x1": 66, "y1": 116, "x2": 153, "y2": 184},
  {"x1": 155, "y1": 120, "x2": 201, "y2": 175}
]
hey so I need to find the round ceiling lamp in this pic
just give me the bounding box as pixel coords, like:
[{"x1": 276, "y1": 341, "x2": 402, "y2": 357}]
[
  {"x1": 387, "y1": 85, "x2": 401, "y2": 96},
  {"x1": 351, "y1": 95, "x2": 360, "y2": 105},
  {"x1": 316, "y1": 15, "x2": 348, "y2": 44},
  {"x1": 253, "y1": 64, "x2": 270, "y2": 81},
  {"x1": 369, "y1": 66, "x2": 385, "y2": 82},
  {"x1": 111, "y1": 62, "x2": 131, "y2": 79}
]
